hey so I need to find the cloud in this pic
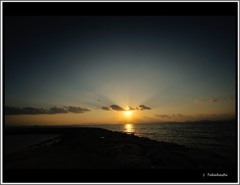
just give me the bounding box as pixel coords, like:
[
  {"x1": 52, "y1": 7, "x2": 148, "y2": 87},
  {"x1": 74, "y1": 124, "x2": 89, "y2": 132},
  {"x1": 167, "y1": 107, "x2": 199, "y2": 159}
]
[
  {"x1": 5, "y1": 106, "x2": 90, "y2": 115},
  {"x1": 155, "y1": 113, "x2": 235, "y2": 121},
  {"x1": 5, "y1": 107, "x2": 47, "y2": 115},
  {"x1": 50, "y1": 106, "x2": 68, "y2": 114},
  {"x1": 101, "y1": 107, "x2": 111, "y2": 111},
  {"x1": 195, "y1": 98, "x2": 218, "y2": 104},
  {"x1": 144, "y1": 116, "x2": 154, "y2": 120},
  {"x1": 155, "y1": 114, "x2": 193, "y2": 119},
  {"x1": 110, "y1": 105, "x2": 125, "y2": 111},
  {"x1": 139, "y1": 105, "x2": 151, "y2": 110},
  {"x1": 176, "y1": 113, "x2": 192, "y2": 118},
  {"x1": 195, "y1": 96, "x2": 234, "y2": 104},
  {"x1": 127, "y1": 106, "x2": 135, "y2": 111},
  {"x1": 66, "y1": 106, "x2": 91, "y2": 113},
  {"x1": 101, "y1": 104, "x2": 152, "y2": 111},
  {"x1": 155, "y1": 114, "x2": 172, "y2": 118}
]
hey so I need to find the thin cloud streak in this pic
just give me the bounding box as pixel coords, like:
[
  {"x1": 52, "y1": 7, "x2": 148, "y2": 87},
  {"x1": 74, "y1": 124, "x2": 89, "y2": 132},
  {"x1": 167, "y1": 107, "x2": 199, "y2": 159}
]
[
  {"x1": 5, "y1": 106, "x2": 91, "y2": 115},
  {"x1": 155, "y1": 113, "x2": 235, "y2": 120},
  {"x1": 194, "y1": 96, "x2": 235, "y2": 104}
]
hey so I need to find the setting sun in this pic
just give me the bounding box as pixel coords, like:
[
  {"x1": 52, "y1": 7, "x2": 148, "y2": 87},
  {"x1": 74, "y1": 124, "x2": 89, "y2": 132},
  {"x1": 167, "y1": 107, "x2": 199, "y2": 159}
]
[{"x1": 125, "y1": 110, "x2": 131, "y2": 116}]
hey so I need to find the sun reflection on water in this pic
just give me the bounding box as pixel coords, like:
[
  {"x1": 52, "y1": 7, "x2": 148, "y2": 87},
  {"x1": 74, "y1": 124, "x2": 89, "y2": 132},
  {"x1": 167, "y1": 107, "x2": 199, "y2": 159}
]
[{"x1": 124, "y1": 124, "x2": 135, "y2": 134}]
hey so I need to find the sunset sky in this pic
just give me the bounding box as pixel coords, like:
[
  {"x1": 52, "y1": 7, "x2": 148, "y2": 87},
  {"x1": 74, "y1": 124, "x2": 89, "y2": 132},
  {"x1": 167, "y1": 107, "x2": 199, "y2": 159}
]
[{"x1": 4, "y1": 16, "x2": 236, "y2": 125}]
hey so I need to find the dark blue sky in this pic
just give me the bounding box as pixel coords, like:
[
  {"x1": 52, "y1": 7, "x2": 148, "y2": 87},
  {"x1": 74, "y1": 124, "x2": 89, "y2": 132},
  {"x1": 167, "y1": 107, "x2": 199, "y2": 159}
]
[{"x1": 4, "y1": 15, "x2": 236, "y2": 124}]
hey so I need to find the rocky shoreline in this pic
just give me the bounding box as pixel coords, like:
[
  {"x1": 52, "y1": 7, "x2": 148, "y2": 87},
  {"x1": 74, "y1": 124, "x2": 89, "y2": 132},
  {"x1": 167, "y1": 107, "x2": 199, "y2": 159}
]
[{"x1": 4, "y1": 126, "x2": 235, "y2": 169}]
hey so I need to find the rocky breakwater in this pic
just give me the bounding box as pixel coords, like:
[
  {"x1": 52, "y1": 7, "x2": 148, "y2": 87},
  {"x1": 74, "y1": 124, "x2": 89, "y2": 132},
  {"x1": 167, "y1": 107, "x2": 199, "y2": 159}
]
[{"x1": 4, "y1": 127, "x2": 235, "y2": 169}]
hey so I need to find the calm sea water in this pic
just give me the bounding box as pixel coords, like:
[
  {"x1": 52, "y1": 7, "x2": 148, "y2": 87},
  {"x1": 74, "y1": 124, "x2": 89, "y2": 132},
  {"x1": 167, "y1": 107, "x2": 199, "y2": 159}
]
[{"x1": 81, "y1": 121, "x2": 237, "y2": 158}]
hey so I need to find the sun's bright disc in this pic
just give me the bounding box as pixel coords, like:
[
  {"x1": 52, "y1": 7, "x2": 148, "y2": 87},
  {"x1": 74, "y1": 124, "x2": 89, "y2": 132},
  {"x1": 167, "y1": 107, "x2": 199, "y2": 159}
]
[{"x1": 125, "y1": 110, "x2": 131, "y2": 116}]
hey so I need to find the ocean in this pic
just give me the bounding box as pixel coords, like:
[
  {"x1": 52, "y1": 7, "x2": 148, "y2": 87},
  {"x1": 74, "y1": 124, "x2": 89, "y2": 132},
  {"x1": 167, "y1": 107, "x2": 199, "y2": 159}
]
[{"x1": 81, "y1": 121, "x2": 237, "y2": 159}]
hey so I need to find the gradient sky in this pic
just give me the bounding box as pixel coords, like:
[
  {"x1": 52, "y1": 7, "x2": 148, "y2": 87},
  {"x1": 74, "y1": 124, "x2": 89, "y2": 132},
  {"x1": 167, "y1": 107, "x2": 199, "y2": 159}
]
[{"x1": 4, "y1": 16, "x2": 236, "y2": 125}]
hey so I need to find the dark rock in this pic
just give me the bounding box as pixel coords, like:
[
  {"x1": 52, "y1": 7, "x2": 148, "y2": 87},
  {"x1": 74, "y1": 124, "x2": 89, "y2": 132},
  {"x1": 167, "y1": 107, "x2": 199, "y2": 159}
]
[{"x1": 4, "y1": 127, "x2": 236, "y2": 169}]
